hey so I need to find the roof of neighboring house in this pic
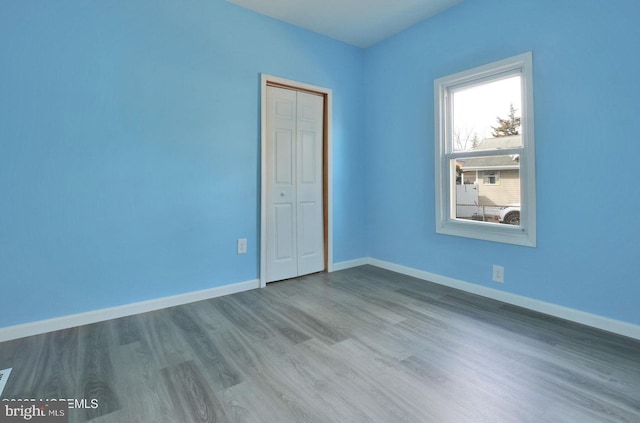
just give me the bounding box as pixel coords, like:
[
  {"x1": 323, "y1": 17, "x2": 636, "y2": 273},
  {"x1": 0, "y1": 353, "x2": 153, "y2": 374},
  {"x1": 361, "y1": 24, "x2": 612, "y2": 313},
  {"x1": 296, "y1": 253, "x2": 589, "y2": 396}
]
[
  {"x1": 460, "y1": 135, "x2": 521, "y2": 171},
  {"x1": 474, "y1": 135, "x2": 521, "y2": 150}
]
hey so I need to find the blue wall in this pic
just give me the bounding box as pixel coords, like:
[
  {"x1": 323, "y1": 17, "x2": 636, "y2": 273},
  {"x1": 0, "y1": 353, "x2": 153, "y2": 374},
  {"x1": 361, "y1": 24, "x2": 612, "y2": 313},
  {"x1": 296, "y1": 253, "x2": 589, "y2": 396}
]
[
  {"x1": 364, "y1": 0, "x2": 640, "y2": 325},
  {"x1": 0, "y1": 0, "x2": 366, "y2": 327}
]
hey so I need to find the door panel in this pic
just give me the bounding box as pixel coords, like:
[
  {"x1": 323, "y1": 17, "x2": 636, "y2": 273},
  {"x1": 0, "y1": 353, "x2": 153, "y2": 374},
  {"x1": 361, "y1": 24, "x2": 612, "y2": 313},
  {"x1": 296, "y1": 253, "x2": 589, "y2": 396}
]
[
  {"x1": 300, "y1": 131, "x2": 316, "y2": 184},
  {"x1": 275, "y1": 99, "x2": 293, "y2": 119},
  {"x1": 274, "y1": 203, "x2": 294, "y2": 261},
  {"x1": 266, "y1": 87, "x2": 297, "y2": 282},
  {"x1": 266, "y1": 86, "x2": 324, "y2": 282},
  {"x1": 275, "y1": 130, "x2": 293, "y2": 184},
  {"x1": 299, "y1": 201, "x2": 317, "y2": 257},
  {"x1": 295, "y1": 92, "x2": 324, "y2": 276}
]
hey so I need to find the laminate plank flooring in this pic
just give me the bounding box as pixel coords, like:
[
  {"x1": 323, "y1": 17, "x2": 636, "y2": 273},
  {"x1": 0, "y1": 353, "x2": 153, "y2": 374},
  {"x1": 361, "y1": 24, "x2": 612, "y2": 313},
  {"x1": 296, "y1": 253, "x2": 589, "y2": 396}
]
[{"x1": 1, "y1": 265, "x2": 639, "y2": 422}]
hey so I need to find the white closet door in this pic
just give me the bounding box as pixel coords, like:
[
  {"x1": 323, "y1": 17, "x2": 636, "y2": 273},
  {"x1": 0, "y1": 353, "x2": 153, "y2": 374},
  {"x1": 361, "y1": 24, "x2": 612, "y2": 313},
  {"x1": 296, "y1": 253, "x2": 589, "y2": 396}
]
[
  {"x1": 295, "y1": 91, "x2": 324, "y2": 276},
  {"x1": 266, "y1": 86, "x2": 324, "y2": 282}
]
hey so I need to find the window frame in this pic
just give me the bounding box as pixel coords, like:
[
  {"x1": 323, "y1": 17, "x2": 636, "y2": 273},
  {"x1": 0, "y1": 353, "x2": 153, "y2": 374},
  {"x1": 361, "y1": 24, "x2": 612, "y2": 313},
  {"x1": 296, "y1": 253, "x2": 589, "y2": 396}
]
[
  {"x1": 434, "y1": 52, "x2": 536, "y2": 247},
  {"x1": 482, "y1": 170, "x2": 501, "y2": 185}
]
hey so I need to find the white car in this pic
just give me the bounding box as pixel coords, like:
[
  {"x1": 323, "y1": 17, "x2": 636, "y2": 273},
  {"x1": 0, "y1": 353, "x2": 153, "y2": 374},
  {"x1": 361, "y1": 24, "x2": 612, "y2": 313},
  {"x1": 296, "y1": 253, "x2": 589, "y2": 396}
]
[{"x1": 499, "y1": 204, "x2": 520, "y2": 225}]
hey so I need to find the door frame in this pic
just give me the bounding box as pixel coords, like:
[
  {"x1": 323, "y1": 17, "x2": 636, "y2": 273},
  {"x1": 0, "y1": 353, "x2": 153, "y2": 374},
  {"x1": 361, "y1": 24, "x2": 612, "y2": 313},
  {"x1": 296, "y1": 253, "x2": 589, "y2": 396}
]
[{"x1": 260, "y1": 74, "x2": 333, "y2": 288}]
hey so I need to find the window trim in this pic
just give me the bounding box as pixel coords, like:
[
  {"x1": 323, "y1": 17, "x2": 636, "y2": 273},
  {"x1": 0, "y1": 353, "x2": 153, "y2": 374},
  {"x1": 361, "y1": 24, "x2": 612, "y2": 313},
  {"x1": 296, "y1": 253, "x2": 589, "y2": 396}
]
[{"x1": 434, "y1": 52, "x2": 536, "y2": 247}]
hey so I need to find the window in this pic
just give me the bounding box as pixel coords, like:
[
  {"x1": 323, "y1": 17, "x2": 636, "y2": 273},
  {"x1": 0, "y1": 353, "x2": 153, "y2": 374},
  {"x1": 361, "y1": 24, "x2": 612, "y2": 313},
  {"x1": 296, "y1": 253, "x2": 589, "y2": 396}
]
[
  {"x1": 482, "y1": 170, "x2": 500, "y2": 185},
  {"x1": 434, "y1": 52, "x2": 536, "y2": 247}
]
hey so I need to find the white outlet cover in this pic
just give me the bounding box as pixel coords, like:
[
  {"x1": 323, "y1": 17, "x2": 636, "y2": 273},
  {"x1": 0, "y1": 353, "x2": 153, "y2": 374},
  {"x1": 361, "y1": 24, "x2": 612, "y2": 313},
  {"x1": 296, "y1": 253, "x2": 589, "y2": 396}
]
[
  {"x1": 493, "y1": 265, "x2": 504, "y2": 283},
  {"x1": 237, "y1": 238, "x2": 248, "y2": 254}
]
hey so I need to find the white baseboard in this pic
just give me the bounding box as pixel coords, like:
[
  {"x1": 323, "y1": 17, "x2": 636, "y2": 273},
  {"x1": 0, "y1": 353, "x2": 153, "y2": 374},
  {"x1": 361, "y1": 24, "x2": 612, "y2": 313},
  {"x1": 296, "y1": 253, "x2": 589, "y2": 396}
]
[
  {"x1": 0, "y1": 279, "x2": 260, "y2": 343},
  {"x1": 331, "y1": 258, "x2": 369, "y2": 272},
  {"x1": 3, "y1": 259, "x2": 638, "y2": 343},
  {"x1": 367, "y1": 258, "x2": 640, "y2": 341}
]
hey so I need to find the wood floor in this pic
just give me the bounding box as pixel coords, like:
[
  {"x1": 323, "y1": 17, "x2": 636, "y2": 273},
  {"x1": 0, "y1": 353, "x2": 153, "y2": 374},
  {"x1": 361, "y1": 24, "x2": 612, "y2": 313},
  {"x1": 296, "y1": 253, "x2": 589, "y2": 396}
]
[{"x1": 1, "y1": 265, "x2": 639, "y2": 422}]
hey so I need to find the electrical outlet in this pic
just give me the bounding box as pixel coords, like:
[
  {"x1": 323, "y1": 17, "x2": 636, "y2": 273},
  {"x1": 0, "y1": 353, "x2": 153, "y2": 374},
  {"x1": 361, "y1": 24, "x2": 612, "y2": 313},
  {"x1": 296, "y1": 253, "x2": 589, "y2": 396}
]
[
  {"x1": 237, "y1": 238, "x2": 247, "y2": 254},
  {"x1": 493, "y1": 265, "x2": 504, "y2": 283}
]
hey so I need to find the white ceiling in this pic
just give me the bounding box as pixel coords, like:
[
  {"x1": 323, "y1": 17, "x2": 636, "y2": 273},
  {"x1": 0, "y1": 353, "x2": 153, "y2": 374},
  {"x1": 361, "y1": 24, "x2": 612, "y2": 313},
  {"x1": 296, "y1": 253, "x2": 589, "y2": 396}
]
[{"x1": 226, "y1": 0, "x2": 464, "y2": 48}]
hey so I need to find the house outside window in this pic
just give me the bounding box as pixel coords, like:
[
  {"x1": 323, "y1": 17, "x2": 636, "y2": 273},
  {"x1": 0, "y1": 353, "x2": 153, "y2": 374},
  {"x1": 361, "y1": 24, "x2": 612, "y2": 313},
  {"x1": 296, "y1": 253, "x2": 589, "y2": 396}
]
[
  {"x1": 483, "y1": 170, "x2": 500, "y2": 185},
  {"x1": 434, "y1": 52, "x2": 536, "y2": 247}
]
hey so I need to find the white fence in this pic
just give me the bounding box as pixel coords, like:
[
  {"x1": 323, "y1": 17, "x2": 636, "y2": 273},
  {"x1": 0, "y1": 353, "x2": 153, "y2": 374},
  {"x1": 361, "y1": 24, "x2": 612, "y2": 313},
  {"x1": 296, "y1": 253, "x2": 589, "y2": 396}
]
[
  {"x1": 456, "y1": 184, "x2": 479, "y2": 218},
  {"x1": 456, "y1": 184, "x2": 502, "y2": 221}
]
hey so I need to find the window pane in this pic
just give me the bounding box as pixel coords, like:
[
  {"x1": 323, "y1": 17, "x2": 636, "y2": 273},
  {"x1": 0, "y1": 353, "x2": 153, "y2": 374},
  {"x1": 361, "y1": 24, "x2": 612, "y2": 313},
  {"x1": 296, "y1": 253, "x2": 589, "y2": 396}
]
[
  {"x1": 452, "y1": 76, "x2": 522, "y2": 152},
  {"x1": 452, "y1": 156, "x2": 520, "y2": 223}
]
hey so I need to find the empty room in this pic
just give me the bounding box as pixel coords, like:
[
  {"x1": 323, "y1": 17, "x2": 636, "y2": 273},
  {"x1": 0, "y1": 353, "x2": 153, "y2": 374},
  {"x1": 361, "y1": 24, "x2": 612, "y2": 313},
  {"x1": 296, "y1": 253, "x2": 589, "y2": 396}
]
[{"x1": 1, "y1": 0, "x2": 639, "y2": 422}]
